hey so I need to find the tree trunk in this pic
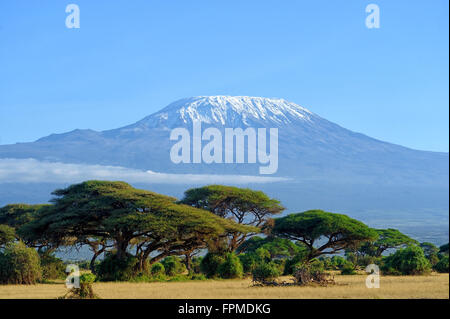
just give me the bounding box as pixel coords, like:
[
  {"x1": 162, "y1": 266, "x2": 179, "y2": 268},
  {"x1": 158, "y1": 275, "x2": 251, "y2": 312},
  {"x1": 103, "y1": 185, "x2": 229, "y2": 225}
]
[{"x1": 184, "y1": 253, "x2": 192, "y2": 274}]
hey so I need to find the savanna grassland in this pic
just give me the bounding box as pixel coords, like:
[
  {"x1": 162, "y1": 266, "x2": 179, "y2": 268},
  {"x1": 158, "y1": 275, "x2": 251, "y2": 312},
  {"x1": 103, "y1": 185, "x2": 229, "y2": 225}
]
[{"x1": 0, "y1": 273, "x2": 448, "y2": 299}]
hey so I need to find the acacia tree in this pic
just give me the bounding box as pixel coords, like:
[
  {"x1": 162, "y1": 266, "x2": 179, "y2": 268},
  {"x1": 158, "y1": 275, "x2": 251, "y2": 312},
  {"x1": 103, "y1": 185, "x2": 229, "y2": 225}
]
[
  {"x1": 180, "y1": 185, "x2": 284, "y2": 252},
  {"x1": 420, "y1": 242, "x2": 440, "y2": 265},
  {"x1": 272, "y1": 210, "x2": 378, "y2": 261},
  {"x1": 237, "y1": 236, "x2": 304, "y2": 259},
  {"x1": 440, "y1": 243, "x2": 449, "y2": 255},
  {"x1": 23, "y1": 181, "x2": 256, "y2": 272},
  {"x1": 0, "y1": 204, "x2": 55, "y2": 252},
  {"x1": 0, "y1": 225, "x2": 16, "y2": 247},
  {"x1": 358, "y1": 228, "x2": 417, "y2": 257}
]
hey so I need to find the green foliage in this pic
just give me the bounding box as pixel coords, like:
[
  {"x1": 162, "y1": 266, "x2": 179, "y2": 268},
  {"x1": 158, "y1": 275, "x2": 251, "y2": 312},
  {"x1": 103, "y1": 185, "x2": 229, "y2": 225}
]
[
  {"x1": 40, "y1": 253, "x2": 66, "y2": 280},
  {"x1": 0, "y1": 204, "x2": 48, "y2": 229},
  {"x1": 381, "y1": 245, "x2": 431, "y2": 275},
  {"x1": 359, "y1": 229, "x2": 417, "y2": 257},
  {"x1": 0, "y1": 224, "x2": 16, "y2": 247},
  {"x1": 191, "y1": 256, "x2": 203, "y2": 274},
  {"x1": 0, "y1": 204, "x2": 51, "y2": 247},
  {"x1": 0, "y1": 241, "x2": 42, "y2": 284},
  {"x1": 239, "y1": 248, "x2": 272, "y2": 274},
  {"x1": 439, "y1": 243, "x2": 449, "y2": 255},
  {"x1": 23, "y1": 181, "x2": 254, "y2": 273},
  {"x1": 150, "y1": 262, "x2": 165, "y2": 276},
  {"x1": 200, "y1": 252, "x2": 226, "y2": 278},
  {"x1": 284, "y1": 252, "x2": 309, "y2": 275},
  {"x1": 181, "y1": 185, "x2": 283, "y2": 251},
  {"x1": 96, "y1": 253, "x2": 140, "y2": 281},
  {"x1": 237, "y1": 236, "x2": 304, "y2": 259},
  {"x1": 217, "y1": 253, "x2": 243, "y2": 279},
  {"x1": 80, "y1": 273, "x2": 96, "y2": 283},
  {"x1": 161, "y1": 256, "x2": 186, "y2": 276},
  {"x1": 330, "y1": 256, "x2": 347, "y2": 270},
  {"x1": 252, "y1": 262, "x2": 281, "y2": 282},
  {"x1": 189, "y1": 273, "x2": 207, "y2": 281},
  {"x1": 60, "y1": 273, "x2": 99, "y2": 299},
  {"x1": 340, "y1": 262, "x2": 357, "y2": 275},
  {"x1": 420, "y1": 242, "x2": 440, "y2": 266},
  {"x1": 76, "y1": 260, "x2": 100, "y2": 271},
  {"x1": 273, "y1": 210, "x2": 378, "y2": 261},
  {"x1": 292, "y1": 260, "x2": 331, "y2": 286},
  {"x1": 433, "y1": 255, "x2": 449, "y2": 273}
]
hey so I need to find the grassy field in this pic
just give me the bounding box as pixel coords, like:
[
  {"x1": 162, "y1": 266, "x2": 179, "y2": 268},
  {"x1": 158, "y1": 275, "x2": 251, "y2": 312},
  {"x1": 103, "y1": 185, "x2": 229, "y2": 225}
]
[{"x1": 0, "y1": 273, "x2": 448, "y2": 299}]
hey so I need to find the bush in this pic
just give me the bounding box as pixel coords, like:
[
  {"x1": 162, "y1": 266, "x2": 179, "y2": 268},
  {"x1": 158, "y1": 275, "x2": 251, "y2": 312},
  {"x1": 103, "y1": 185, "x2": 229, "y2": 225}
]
[
  {"x1": 218, "y1": 253, "x2": 243, "y2": 279},
  {"x1": 161, "y1": 256, "x2": 186, "y2": 276},
  {"x1": 381, "y1": 245, "x2": 431, "y2": 275},
  {"x1": 293, "y1": 261, "x2": 332, "y2": 286},
  {"x1": 239, "y1": 253, "x2": 258, "y2": 274},
  {"x1": 150, "y1": 262, "x2": 165, "y2": 276},
  {"x1": 190, "y1": 273, "x2": 207, "y2": 281},
  {"x1": 60, "y1": 273, "x2": 99, "y2": 299},
  {"x1": 239, "y1": 248, "x2": 271, "y2": 274},
  {"x1": 96, "y1": 253, "x2": 140, "y2": 281},
  {"x1": 40, "y1": 253, "x2": 66, "y2": 280},
  {"x1": 80, "y1": 272, "x2": 96, "y2": 284},
  {"x1": 0, "y1": 242, "x2": 42, "y2": 284},
  {"x1": 200, "y1": 252, "x2": 226, "y2": 278},
  {"x1": 284, "y1": 253, "x2": 308, "y2": 275},
  {"x1": 191, "y1": 256, "x2": 203, "y2": 274},
  {"x1": 0, "y1": 224, "x2": 16, "y2": 246},
  {"x1": 434, "y1": 255, "x2": 449, "y2": 273},
  {"x1": 330, "y1": 256, "x2": 347, "y2": 270},
  {"x1": 340, "y1": 262, "x2": 357, "y2": 275},
  {"x1": 252, "y1": 262, "x2": 281, "y2": 283}
]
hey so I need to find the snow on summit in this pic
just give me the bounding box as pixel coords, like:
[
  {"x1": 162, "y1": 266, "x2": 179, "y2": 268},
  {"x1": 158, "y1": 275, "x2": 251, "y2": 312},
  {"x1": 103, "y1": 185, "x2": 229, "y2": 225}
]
[{"x1": 135, "y1": 96, "x2": 316, "y2": 129}]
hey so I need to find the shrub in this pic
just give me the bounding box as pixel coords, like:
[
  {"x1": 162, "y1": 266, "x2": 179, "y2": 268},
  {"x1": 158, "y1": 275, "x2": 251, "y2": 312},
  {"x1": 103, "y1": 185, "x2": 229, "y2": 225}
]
[
  {"x1": 340, "y1": 262, "x2": 357, "y2": 275},
  {"x1": 0, "y1": 224, "x2": 16, "y2": 246},
  {"x1": 330, "y1": 256, "x2": 347, "y2": 270},
  {"x1": 284, "y1": 253, "x2": 308, "y2": 275},
  {"x1": 96, "y1": 253, "x2": 140, "y2": 281},
  {"x1": 293, "y1": 260, "x2": 332, "y2": 286},
  {"x1": 150, "y1": 262, "x2": 165, "y2": 276},
  {"x1": 0, "y1": 242, "x2": 42, "y2": 284},
  {"x1": 200, "y1": 252, "x2": 226, "y2": 278},
  {"x1": 381, "y1": 245, "x2": 431, "y2": 275},
  {"x1": 60, "y1": 273, "x2": 99, "y2": 299},
  {"x1": 161, "y1": 256, "x2": 186, "y2": 276},
  {"x1": 218, "y1": 253, "x2": 243, "y2": 279},
  {"x1": 190, "y1": 273, "x2": 207, "y2": 281},
  {"x1": 434, "y1": 255, "x2": 449, "y2": 273},
  {"x1": 239, "y1": 248, "x2": 271, "y2": 274},
  {"x1": 40, "y1": 253, "x2": 66, "y2": 280},
  {"x1": 252, "y1": 262, "x2": 281, "y2": 283},
  {"x1": 239, "y1": 253, "x2": 258, "y2": 274},
  {"x1": 191, "y1": 256, "x2": 203, "y2": 274}
]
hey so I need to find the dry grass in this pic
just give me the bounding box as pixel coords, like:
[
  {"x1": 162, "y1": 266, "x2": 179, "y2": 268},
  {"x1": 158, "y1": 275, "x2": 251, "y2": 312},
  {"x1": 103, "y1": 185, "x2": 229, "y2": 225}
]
[{"x1": 0, "y1": 273, "x2": 448, "y2": 299}]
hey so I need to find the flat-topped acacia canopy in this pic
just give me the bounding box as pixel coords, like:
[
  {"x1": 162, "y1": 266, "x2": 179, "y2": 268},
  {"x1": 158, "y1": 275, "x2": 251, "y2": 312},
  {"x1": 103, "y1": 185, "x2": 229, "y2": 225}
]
[
  {"x1": 273, "y1": 210, "x2": 378, "y2": 260},
  {"x1": 21, "y1": 181, "x2": 257, "y2": 268}
]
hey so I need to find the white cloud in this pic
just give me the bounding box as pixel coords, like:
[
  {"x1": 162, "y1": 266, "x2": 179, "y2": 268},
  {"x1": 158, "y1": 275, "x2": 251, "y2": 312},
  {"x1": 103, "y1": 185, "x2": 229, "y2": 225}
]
[{"x1": 0, "y1": 158, "x2": 290, "y2": 184}]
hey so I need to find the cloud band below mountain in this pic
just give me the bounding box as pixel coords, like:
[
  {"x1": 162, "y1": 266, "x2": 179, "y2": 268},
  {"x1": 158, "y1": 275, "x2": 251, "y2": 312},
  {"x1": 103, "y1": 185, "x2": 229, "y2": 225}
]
[{"x1": 0, "y1": 158, "x2": 290, "y2": 184}]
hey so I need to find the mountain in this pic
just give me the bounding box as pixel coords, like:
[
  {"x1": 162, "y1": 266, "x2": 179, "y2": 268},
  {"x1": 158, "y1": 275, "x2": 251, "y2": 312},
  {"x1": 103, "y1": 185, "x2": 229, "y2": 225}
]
[
  {"x1": 0, "y1": 96, "x2": 448, "y2": 244},
  {"x1": 0, "y1": 96, "x2": 448, "y2": 185}
]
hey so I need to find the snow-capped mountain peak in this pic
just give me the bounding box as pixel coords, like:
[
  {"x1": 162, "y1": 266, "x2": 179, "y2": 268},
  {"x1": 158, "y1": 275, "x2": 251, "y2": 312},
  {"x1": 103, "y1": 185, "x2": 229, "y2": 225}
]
[{"x1": 133, "y1": 96, "x2": 316, "y2": 129}]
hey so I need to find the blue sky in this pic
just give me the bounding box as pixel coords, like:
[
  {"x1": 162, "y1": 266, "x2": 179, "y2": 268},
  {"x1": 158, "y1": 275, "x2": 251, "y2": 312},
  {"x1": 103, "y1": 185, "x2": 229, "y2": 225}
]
[{"x1": 0, "y1": 0, "x2": 448, "y2": 152}]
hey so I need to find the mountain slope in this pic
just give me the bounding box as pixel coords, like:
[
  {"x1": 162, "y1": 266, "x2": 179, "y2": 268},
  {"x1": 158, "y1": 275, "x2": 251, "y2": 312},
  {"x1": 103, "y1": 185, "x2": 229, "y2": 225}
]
[{"x1": 0, "y1": 96, "x2": 448, "y2": 186}]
